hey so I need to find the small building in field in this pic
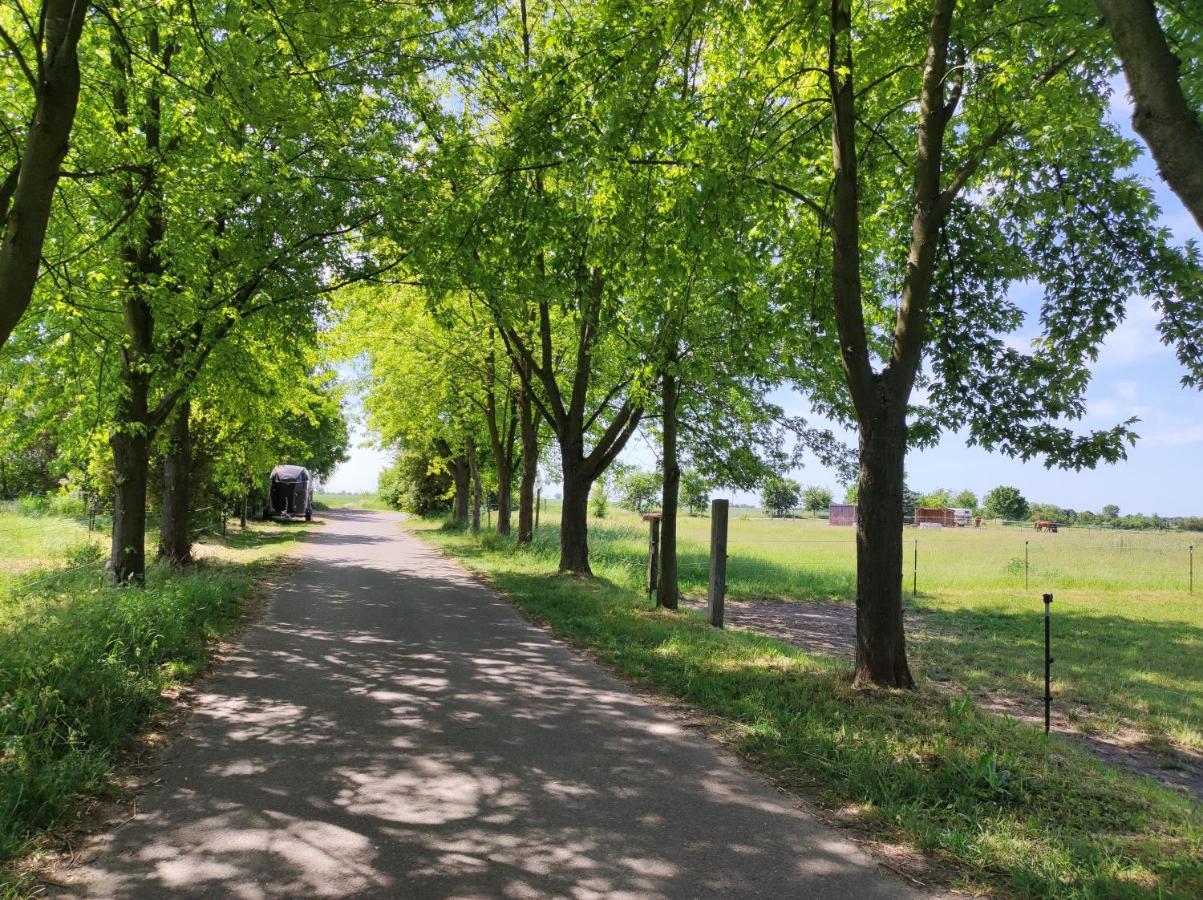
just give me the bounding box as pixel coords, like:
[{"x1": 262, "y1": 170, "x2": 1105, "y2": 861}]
[
  {"x1": 914, "y1": 507, "x2": 955, "y2": 528},
  {"x1": 829, "y1": 503, "x2": 857, "y2": 526}
]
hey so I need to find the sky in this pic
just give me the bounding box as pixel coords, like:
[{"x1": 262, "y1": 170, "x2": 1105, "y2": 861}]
[{"x1": 324, "y1": 86, "x2": 1203, "y2": 517}]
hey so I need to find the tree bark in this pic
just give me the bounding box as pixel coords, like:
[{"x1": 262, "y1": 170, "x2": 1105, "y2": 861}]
[
  {"x1": 0, "y1": 0, "x2": 90, "y2": 348},
  {"x1": 495, "y1": 457, "x2": 512, "y2": 535},
  {"x1": 158, "y1": 399, "x2": 192, "y2": 565},
  {"x1": 854, "y1": 414, "x2": 914, "y2": 688},
  {"x1": 1097, "y1": 0, "x2": 1203, "y2": 232},
  {"x1": 109, "y1": 429, "x2": 150, "y2": 585},
  {"x1": 451, "y1": 453, "x2": 470, "y2": 522},
  {"x1": 468, "y1": 439, "x2": 481, "y2": 534},
  {"x1": 657, "y1": 369, "x2": 680, "y2": 609},
  {"x1": 559, "y1": 464, "x2": 592, "y2": 574},
  {"x1": 517, "y1": 384, "x2": 538, "y2": 544}
]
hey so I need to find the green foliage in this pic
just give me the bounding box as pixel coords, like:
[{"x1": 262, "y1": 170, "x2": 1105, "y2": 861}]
[
  {"x1": 761, "y1": 476, "x2": 800, "y2": 518},
  {"x1": 590, "y1": 479, "x2": 608, "y2": 519},
  {"x1": 378, "y1": 452, "x2": 451, "y2": 517},
  {"x1": 953, "y1": 490, "x2": 978, "y2": 512},
  {"x1": 680, "y1": 469, "x2": 713, "y2": 516},
  {"x1": 616, "y1": 470, "x2": 661, "y2": 515},
  {"x1": 984, "y1": 486, "x2": 1031, "y2": 521},
  {"x1": 801, "y1": 485, "x2": 833, "y2": 515}
]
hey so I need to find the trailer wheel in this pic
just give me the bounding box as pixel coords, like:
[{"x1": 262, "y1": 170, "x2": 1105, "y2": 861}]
[{"x1": 305, "y1": 508, "x2": 312, "y2": 522}]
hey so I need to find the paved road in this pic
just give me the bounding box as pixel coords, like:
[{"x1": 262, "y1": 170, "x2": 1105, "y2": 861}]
[{"x1": 64, "y1": 510, "x2": 918, "y2": 898}]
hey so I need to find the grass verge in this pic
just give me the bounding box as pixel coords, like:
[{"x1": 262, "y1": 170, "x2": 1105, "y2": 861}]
[
  {"x1": 412, "y1": 519, "x2": 1203, "y2": 899},
  {"x1": 0, "y1": 522, "x2": 305, "y2": 892}
]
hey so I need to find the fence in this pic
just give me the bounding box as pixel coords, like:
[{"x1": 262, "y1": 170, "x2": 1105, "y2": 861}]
[
  {"x1": 620, "y1": 511, "x2": 1199, "y2": 602},
  {"x1": 0, "y1": 500, "x2": 232, "y2": 597}
]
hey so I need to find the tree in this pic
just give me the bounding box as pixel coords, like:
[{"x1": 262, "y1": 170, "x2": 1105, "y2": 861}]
[
  {"x1": 1103, "y1": 503, "x2": 1121, "y2": 520},
  {"x1": 802, "y1": 485, "x2": 833, "y2": 516},
  {"x1": 762, "y1": 476, "x2": 800, "y2": 518},
  {"x1": 984, "y1": 486, "x2": 1030, "y2": 521},
  {"x1": 919, "y1": 488, "x2": 953, "y2": 510},
  {"x1": 590, "y1": 478, "x2": 608, "y2": 519},
  {"x1": 952, "y1": 490, "x2": 978, "y2": 512},
  {"x1": 616, "y1": 470, "x2": 661, "y2": 515},
  {"x1": 680, "y1": 469, "x2": 713, "y2": 516},
  {"x1": 1097, "y1": 0, "x2": 1203, "y2": 232},
  {"x1": 0, "y1": 0, "x2": 90, "y2": 348},
  {"x1": 379, "y1": 452, "x2": 452, "y2": 517},
  {"x1": 716, "y1": 0, "x2": 1202, "y2": 686}
]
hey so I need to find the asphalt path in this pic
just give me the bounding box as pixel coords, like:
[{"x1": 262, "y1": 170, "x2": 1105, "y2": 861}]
[{"x1": 63, "y1": 509, "x2": 919, "y2": 898}]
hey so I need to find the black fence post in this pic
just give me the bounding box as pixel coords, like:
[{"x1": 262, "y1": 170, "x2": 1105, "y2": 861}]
[
  {"x1": 1043, "y1": 593, "x2": 1054, "y2": 734},
  {"x1": 708, "y1": 499, "x2": 729, "y2": 628}
]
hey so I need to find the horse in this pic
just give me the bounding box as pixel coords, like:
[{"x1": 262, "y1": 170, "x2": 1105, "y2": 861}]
[{"x1": 1034, "y1": 519, "x2": 1058, "y2": 533}]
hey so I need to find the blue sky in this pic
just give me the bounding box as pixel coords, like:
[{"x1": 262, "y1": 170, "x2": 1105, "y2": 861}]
[{"x1": 326, "y1": 87, "x2": 1203, "y2": 516}]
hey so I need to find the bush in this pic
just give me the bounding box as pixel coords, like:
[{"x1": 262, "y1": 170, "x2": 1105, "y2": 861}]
[{"x1": 379, "y1": 451, "x2": 452, "y2": 516}]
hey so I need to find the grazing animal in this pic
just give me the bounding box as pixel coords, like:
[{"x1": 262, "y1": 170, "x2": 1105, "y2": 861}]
[{"x1": 1034, "y1": 520, "x2": 1058, "y2": 533}]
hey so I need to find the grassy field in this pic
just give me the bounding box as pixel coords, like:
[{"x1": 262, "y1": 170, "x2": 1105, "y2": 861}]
[
  {"x1": 536, "y1": 506, "x2": 1203, "y2": 751},
  {"x1": 412, "y1": 517, "x2": 1203, "y2": 898},
  {"x1": 0, "y1": 506, "x2": 309, "y2": 891},
  {"x1": 314, "y1": 491, "x2": 393, "y2": 511}
]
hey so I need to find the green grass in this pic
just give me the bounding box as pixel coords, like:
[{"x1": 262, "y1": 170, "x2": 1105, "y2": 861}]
[
  {"x1": 0, "y1": 512, "x2": 307, "y2": 891},
  {"x1": 313, "y1": 491, "x2": 393, "y2": 511},
  {"x1": 513, "y1": 506, "x2": 1203, "y2": 750},
  {"x1": 411, "y1": 517, "x2": 1203, "y2": 898}
]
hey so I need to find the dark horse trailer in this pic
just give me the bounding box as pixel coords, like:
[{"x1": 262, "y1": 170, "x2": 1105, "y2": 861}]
[{"x1": 266, "y1": 465, "x2": 314, "y2": 521}]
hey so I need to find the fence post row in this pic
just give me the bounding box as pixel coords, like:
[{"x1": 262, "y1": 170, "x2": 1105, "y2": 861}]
[
  {"x1": 708, "y1": 499, "x2": 729, "y2": 628},
  {"x1": 1043, "y1": 593, "x2": 1054, "y2": 735}
]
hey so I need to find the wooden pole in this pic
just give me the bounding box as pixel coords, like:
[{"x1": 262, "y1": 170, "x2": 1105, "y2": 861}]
[
  {"x1": 708, "y1": 499, "x2": 728, "y2": 627},
  {"x1": 645, "y1": 513, "x2": 661, "y2": 603}
]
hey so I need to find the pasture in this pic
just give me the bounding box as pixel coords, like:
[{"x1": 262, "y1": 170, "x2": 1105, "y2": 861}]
[{"x1": 530, "y1": 505, "x2": 1203, "y2": 751}]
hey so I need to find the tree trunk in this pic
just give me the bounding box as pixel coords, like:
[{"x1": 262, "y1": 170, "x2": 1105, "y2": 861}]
[
  {"x1": 854, "y1": 415, "x2": 914, "y2": 688},
  {"x1": 1097, "y1": 0, "x2": 1203, "y2": 232},
  {"x1": 657, "y1": 369, "x2": 680, "y2": 609},
  {"x1": 240, "y1": 489, "x2": 249, "y2": 529},
  {"x1": 448, "y1": 454, "x2": 469, "y2": 521},
  {"x1": 158, "y1": 399, "x2": 192, "y2": 565},
  {"x1": 517, "y1": 388, "x2": 538, "y2": 544},
  {"x1": 468, "y1": 441, "x2": 481, "y2": 534},
  {"x1": 0, "y1": 0, "x2": 89, "y2": 348},
  {"x1": 559, "y1": 463, "x2": 592, "y2": 575},
  {"x1": 109, "y1": 430, "x2": 150, "y2": 584},
  {"x1": 495, "y1": 457, "x2": 512, "y2": 535}
]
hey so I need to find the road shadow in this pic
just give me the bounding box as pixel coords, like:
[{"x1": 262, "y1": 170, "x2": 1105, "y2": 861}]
[{"x1": 57, "y1": 515, "x2": 907, "y2": 899}]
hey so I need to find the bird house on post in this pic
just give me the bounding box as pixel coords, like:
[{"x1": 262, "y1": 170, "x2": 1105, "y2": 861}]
[{"x1": 642, "y1": 512, "x2": 662, "y2": 602}]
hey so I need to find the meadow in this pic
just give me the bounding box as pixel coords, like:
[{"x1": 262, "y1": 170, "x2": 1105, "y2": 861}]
[{"x1": 515, "y1": 505, "x2": 1203, "y2": 750}]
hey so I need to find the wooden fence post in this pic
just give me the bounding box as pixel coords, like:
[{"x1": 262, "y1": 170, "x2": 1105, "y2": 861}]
[
  {"x1": 643, "y1": 512, "x2": 661, "y2": 603},
  {"x1": 708, "y1": 499, "x2": 728, "y2": 627}
]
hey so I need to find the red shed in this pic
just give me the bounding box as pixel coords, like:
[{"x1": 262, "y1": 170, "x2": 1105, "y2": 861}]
[
  {"x1": 829, "y1": 503, "x2": 857, "y2": 526},
  {"x1": 914, "y1": 507, "x2": 955, "y2": 527}
]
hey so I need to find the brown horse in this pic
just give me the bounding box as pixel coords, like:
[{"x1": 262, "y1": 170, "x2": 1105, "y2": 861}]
[{"x1": 1034, "y1": 520, "x2": 1058, "y2": 533}]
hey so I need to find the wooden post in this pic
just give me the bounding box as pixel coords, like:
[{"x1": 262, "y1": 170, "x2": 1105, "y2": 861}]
[
  {"x1": 643, "y1": 512, "x2": 662, "y2": 603},
  {"x1": 708, "y1": 499, "x2": 728, "y2": 627}
]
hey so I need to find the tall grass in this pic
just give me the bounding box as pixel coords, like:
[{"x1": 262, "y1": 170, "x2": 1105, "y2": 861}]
[{"x1": 0, "y1": 511, "x2": 303, "y2": 886}]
